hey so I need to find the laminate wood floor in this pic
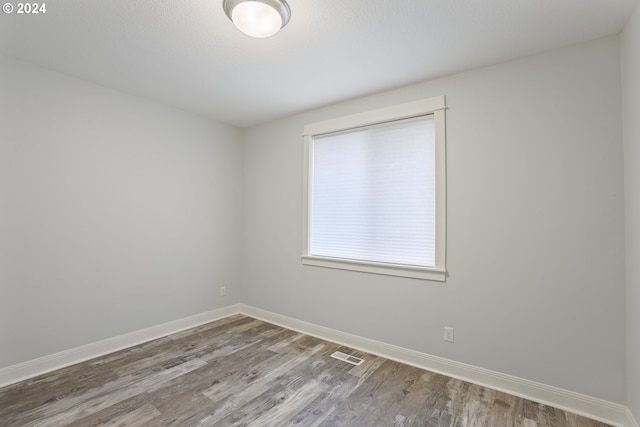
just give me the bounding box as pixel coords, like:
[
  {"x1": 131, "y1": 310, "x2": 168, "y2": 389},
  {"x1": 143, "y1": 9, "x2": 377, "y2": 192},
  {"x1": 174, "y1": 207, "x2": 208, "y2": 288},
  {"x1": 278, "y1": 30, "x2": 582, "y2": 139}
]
[{"x1": 0, "y1": 315, "x2": 612, "y2": 427}]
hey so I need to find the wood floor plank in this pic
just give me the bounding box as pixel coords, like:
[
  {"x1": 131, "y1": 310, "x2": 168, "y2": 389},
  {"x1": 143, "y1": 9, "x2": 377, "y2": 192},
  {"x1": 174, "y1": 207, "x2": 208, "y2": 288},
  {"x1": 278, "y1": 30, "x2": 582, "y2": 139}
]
[
  {"x1": 31, "y1": 359, "x2": 208, "y2": 427},
  {"x1": 199, "y1": 343, "x2": 329, "y2": 425},
  {"x1": 316, "y1": 359, "x2": 407, "y2": 426},
  {"x1": 0, "y1": 315, "x2": 614, "y2": 427},
  {"x1": 80, "y1": 402, "x2": 161, "y2": 427},
  {"x1": 0, "y1": 363, "x2": 118, "y2": 419},
  {"x1": 282, "y1": 355, "x2": 387, "y2": 427}
]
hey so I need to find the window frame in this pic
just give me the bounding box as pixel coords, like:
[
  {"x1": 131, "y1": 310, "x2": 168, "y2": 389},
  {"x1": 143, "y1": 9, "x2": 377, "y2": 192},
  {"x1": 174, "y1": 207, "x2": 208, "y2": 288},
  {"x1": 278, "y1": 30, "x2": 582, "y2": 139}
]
[{"x1": 302, "y1": 96, "x2": 447, "y2": 281}]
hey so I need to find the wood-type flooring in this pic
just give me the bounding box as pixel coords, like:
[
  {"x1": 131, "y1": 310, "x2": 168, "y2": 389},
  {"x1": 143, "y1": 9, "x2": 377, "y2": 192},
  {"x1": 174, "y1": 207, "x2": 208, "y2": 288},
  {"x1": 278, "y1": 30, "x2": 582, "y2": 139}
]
[{"x1": 0, "y1": 314, "x2": 612, "y2": 427}]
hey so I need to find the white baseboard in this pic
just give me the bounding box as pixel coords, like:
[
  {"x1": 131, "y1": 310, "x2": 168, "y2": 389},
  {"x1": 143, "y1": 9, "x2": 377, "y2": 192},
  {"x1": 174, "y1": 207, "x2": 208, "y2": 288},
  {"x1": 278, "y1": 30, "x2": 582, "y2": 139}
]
[
  {"x1": 0, "y1": 302, "x2": 631, "y2": 427},
  {"x1": 0, "y1": 304, "x2": 241, "y2": 388},
  {"x1": 238, "y1": 304, "x2": 629, "y2": 427},
  {"x1": 628, "y1": 407, "x2": 640, "y2": 427}
]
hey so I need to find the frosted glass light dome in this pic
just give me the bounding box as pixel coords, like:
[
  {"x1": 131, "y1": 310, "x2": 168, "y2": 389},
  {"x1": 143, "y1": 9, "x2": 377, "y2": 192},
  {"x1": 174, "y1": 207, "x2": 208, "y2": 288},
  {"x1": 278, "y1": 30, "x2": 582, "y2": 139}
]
[{"x1": 223, "y1": 0, "x2": 291, "y2": 38}]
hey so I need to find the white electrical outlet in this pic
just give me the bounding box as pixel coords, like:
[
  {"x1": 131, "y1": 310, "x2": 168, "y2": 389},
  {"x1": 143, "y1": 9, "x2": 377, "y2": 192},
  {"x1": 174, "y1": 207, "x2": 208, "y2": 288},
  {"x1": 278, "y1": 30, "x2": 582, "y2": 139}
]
[
  {"x1": 219, "y1": 286, "x2": 226, "y2": 296},
  {"x1": 444, "y1": 327, "x2": 454, "y2": 343}
]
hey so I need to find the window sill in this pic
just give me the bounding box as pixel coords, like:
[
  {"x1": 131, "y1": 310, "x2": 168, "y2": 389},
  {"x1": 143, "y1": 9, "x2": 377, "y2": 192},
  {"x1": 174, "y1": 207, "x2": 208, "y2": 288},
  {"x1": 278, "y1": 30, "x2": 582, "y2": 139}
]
[{"x1": 301, "y1": 255, "x2": 446, "y2": 282}]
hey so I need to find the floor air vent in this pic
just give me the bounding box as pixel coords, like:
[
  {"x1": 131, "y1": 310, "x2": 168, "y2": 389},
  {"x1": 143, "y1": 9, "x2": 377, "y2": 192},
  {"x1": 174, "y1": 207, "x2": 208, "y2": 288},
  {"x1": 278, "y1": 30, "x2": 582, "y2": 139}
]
[{"x1": 330, "y1": 351, "x2": 364, "y2": 366}]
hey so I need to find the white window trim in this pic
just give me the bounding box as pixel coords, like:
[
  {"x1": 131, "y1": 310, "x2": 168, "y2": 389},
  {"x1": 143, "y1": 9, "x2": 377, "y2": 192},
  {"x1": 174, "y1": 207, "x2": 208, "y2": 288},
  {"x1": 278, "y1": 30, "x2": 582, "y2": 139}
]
[{"x1": 302, "y1": 96, "x2": 447, "y2": 282}]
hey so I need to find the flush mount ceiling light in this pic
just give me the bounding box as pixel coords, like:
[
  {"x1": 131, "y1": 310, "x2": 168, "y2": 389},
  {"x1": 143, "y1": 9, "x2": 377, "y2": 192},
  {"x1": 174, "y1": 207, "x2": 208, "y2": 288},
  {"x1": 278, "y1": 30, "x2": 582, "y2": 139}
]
[{"x1": 223, "y1": 0, "x2": 291, "y2": 38}]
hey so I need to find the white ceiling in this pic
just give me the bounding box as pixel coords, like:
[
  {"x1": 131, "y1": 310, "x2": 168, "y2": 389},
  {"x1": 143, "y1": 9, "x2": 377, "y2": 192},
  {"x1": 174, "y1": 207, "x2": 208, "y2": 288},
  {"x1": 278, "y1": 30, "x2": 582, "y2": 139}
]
[{"x1": 0, "y1": 0, "x2": 637, "y2": 127}]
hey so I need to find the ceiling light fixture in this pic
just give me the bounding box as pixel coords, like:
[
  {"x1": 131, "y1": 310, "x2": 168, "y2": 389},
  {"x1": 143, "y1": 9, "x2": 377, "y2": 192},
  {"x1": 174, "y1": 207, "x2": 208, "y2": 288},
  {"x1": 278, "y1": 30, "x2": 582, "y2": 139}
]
[{"x1": 223, "y1": 0, "x2": 291, "y2": 38}]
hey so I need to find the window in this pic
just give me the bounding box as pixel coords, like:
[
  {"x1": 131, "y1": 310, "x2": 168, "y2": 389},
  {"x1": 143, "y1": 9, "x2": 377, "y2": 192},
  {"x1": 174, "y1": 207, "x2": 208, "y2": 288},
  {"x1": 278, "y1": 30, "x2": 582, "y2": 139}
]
[{"x1": 302, "y1": 96, "x2": 447, "y2": 281}]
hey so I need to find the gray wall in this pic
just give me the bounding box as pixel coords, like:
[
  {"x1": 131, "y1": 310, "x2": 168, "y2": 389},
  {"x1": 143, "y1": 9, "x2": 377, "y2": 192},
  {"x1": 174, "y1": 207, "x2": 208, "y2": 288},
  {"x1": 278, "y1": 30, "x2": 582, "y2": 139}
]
[
  {"x1": 0, "y1": 55, "x2": 243, "y2": 369},
  {"x1": 241, "y1": 36, "x2": 626, "y2": 403},
  {"x1": 622, "y1": 3, "x2": 640, "y2": 421}
]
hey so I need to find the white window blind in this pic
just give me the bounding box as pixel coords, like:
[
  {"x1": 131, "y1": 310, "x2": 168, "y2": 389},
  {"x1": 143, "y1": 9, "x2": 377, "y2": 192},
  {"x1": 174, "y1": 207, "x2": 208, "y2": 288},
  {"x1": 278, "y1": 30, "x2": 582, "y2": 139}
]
[{"x1": 309, "y1": 116, "x2": 436, "y2": 267}]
